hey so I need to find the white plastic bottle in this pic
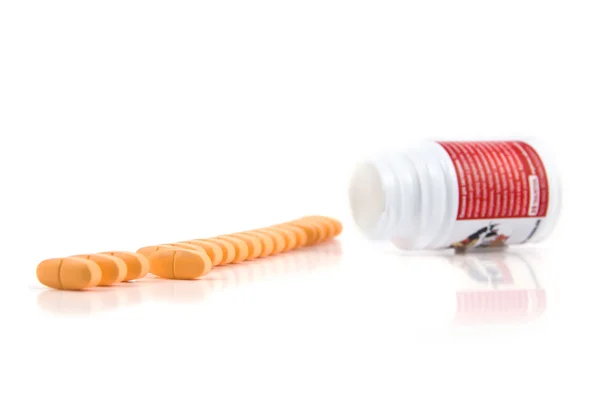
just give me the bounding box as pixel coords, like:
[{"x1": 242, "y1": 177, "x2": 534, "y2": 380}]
[{"x1": 348, "y1": 139, "x2": 561, "y2": 251}]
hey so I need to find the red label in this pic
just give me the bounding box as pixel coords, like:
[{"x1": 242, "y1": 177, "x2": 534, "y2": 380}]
[{"x1": 438, "y1": 141, "x2": 549, "y2": 220}]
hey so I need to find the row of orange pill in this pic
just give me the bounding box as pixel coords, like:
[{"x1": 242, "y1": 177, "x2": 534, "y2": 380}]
[
  {"x1": 35, "y1": 216, "x2": 342, "y2": 290},
  {"x1": 38, "y1": 242, "x2": 343, "y2": 315},
  {"x1": 37, "y1": 251, "x2": 150, "y2": 290},
  {"x1": 138, "y1": 216, "x2": 342, "y2": 280}
]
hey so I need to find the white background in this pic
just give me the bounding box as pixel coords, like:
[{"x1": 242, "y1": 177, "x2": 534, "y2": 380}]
[{"x1": 1, "y1": 1, "x2": 599, "y2": 397}]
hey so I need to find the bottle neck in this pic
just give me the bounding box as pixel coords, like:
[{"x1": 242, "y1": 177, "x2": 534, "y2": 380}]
[
  {"x1": 349, "y1": 151, "x2": 420, "y2": 241},
  {"x1": 349, "y1": 143, "x2": 457, "y2": 249}
]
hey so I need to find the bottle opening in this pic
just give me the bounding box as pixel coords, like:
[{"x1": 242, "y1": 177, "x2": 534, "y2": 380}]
[{"x1": 348, "y1": 161, "x2": 386, "y2": 237}]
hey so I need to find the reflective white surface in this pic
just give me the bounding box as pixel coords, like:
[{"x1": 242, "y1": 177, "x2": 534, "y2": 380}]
[
  {"x1": 35, "y1": 242, "x2": 548, "y2": 326},
  {"x1": 4, "y1": 239, "x2": 597, "y2": 397}
]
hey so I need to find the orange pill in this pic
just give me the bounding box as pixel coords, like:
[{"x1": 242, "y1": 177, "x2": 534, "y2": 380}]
[
  {"x1": 37, "y1": 257, "x2": 102, "y2": 290},
  {"x1": 100, "y1": 251, "x2": 149, "y2": 281},
  {"x1": 227, "y1": 233, "x2": 262, "y2": 260},
  {"x1": 137, "y1": 243, "x2": 200, "y2": 259},
  {"x1": 149, "y1": 247, "x2": 212, "y2": 280},
  {"x1": 319, "y1": 216, "x2": 343, "y2": 238},
  {"x1": 136, "y1": 245, "x2": 163, "y2": 258},
  {"x1": 306, "y1": 216, "x2": 336, "y2": 241},
  {"x1": 204, "y1": 238, "x2": 236, "y2": 265},
  {"x1": 72, "y1": 253, "x2": 127, "y2": 286},
  {"x1": 274, "y1": 224, "x2": 308, "y2": 248},
  {"x1": 323, "y1": 216, "x2": 343, "y2": 236},
  {"x1": 238, "y1": 231, "x2": 274, "y2": 257},
  {"x1": 215, "y1": 236, "x2": 249, "y2": 263},
  {"x1": 311, "y1": 220, "x2": 329, "y2": 243},
  {"x1": 257, "y1": 228, "x2": 286, "y2": 255},
  {"x1": 170, "y1": 242, "x2": 209, "y2": 252},
  {"x1": 287, "y1": 219, "x2": 322, "y2": 245},
  {"x1": 263, "y1": 226, "x2": 296, "y2": 252},
  {"x1": 183, "y1": 240, "x2": 224, "y2": 266},
  {"x1": 283, "y1": 219, "x2": 315, "y2": 245}
]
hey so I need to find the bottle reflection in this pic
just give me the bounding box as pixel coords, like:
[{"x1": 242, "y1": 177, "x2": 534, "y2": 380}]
[
  {"x1": 37, "y1": 240, "x2": 343, "y2": 315},
  {"x1": 449, "y1": 249, "x2": 546, "y2": 325}
]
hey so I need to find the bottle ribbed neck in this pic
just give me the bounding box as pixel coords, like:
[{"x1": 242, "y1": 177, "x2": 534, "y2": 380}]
[
  {"x1": 349, "y1": 151, "x2": 419, "y2": 241},
  {"x1": 349, "y1": 142, "x2": 456, "y2": 250}
]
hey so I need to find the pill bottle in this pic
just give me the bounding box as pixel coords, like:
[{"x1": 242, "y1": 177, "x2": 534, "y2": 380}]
[{"x1": 348, "y1": 139, "x2": 561, "y2": 251}]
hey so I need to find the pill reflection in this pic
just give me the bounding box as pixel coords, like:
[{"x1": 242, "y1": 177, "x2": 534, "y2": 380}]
[{"x1": 36, "y1": 282, "x2": 143, "y2": 315}]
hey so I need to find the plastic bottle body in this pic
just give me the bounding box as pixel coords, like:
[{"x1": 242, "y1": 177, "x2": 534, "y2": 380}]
[{"x1": 349, "y1": 139, "x2": 561, "y2": 251}]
